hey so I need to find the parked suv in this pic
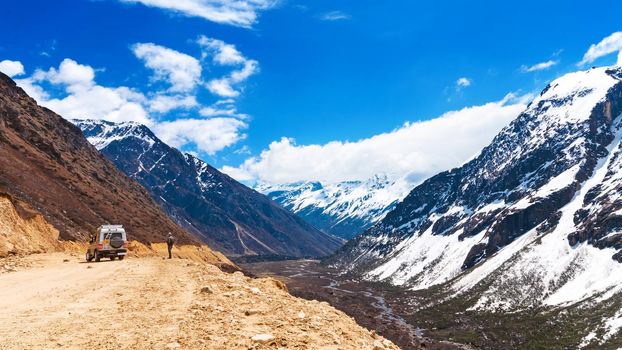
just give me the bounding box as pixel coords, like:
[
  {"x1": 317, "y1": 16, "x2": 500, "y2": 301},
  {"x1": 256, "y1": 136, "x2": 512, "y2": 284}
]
[{"x1": 86, "y1": 225, "x2": 128, "y2": 262}]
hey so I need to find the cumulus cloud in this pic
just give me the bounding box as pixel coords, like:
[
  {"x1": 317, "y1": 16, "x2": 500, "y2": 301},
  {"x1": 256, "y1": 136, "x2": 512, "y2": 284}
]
[
  {"x1": 17, "y1": 58, "x2": 151, "y2": 125},
  {"x1": 521, "y1": 60, "x2": 559, "y2": 72},
  {"x1": 320, "y1": 11, "x2": 351, "y2": 21},
  {"x1": 118, "y1": 0, "x2": 276, "y2": 28},
  {"x1": 198, "y1": 36, "x2": 258, "y2": 98},
  {"x1": 0, "y1": 60, "x2": 25, "y2": 78},
  {"x1": 14, "y1": 58, "x2": 249, "y2": 155},
  {"x1": 132, "y1": 43, "x2": 202, "y2": 92},
  {"x1": 223, "y1": 94, "x2": 531, "y2": 184},
  {"x1": 579, "y1": 31, "x2": 622, "y2": 66},
  {"x1": 153, "y1": 117, "x2": 247, "y2": 155},
  {"x1": 19, "y1": 40, "x2": 257, "y2": 153}
]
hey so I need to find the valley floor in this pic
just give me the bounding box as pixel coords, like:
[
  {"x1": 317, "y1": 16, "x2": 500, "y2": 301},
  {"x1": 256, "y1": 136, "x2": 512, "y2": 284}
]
[
  {"x1": 242, "y1": 260, "x2": 472, "y2": 350},
  {"x1": 0, "y1": 253, "x2": 397, "y2": 350},
  {"x1": 243, "y1": 260, "x2": 622, "y2": 350}
]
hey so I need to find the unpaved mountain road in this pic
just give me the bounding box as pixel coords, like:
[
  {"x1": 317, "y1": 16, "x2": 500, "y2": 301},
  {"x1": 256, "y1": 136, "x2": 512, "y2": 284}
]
[
  {"x1": 0, "y1": 253, "x2": 196, "y2": 350},
  {"x1": 0, "y1": 253, "x2": 399, "y2": 350}
]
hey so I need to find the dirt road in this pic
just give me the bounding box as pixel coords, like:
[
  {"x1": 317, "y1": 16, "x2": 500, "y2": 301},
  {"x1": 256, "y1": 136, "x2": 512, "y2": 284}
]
[
  {"x1": 0, "y1": 253, "x2": 399, "y2": 350},
  {"x1": 0, "y1": 253, "x2": 196, "y2": 349}
]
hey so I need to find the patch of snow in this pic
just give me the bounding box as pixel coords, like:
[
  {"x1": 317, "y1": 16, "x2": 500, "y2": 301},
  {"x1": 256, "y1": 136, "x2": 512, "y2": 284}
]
[
  {"x1": 453, "y1": 228, "x2": 539, "y2": 294},
  {"x1": 533, "y1": 164, "x2": 580, "y2": 198},
  {"x1": 600, "y1": 309, "x2": 622, "y2": 343},
  {"x1": 72, "y1": 119, "x2": 156, "y2": 150},
  {"x1": 579, "y1": 331, "x2": 598, "y2": 348},
  {"x1": 527, "y1": 68, "x2": 618, "y2": 124},
  {"x1": 368, "y1": 221, "x2": 486, "y2": 289},
  {"x1": 580, "y1": 308, "x2": 622, "y2": 347},
  {"x1": 476, "y1": 200, "x2": 506, "y2": 213}
]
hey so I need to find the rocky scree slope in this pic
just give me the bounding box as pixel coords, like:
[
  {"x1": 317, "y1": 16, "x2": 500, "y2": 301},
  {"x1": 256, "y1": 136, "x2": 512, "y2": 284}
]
[
  {"x1": 328, "y1": 67, "x2": 622, "y2": 312},
  {"x1": 256, "y1": 175, "x2": 412, "y2": 240},
  {"x1": 73, "y1": 119, "x2": 343, "y2": 257},
  {"x1": 0, "y1": 72, "x2": 196, "y2": 244}
]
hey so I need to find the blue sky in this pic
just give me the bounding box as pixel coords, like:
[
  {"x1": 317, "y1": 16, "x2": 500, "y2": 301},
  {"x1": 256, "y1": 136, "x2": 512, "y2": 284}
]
[{"x1": 1, "y1": 0, "x2": 622, "y2": 184}]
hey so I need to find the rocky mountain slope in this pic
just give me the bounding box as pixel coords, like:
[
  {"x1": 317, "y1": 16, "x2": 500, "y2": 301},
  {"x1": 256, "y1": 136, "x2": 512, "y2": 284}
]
[
  {"x1": 73, "y1": 119, "x2": 343, "y2": 257},
  {"x1": 0, "y1": 72, "x2": 195, "y2": 244},
  {"x1": 328, "y1": 66, "x2": 622, "y2": 346},
  {"x1": 257, "y1": 175, "x2": 412, "y2": 239}
]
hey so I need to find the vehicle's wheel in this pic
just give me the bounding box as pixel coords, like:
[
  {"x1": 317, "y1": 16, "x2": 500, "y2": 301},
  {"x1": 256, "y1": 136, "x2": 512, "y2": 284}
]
[
  {"x1": 94, "y1": 251, "x2": 101, "y2": 262},
  {"x1": 118, "y1": 256, "x2": 125, "y2": 261},
  {"x1": 110, "y1": 256, "x2": 116, "y2": 261},
  {"x1": 85, "y1": 252, "x2": 92, "y2": 262}
]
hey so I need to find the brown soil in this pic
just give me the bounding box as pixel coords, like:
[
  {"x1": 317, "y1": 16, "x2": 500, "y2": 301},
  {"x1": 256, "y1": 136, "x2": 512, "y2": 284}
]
[
  {"x1": 0, "y1": 253, "x2": 399, "y2": 350},
  {"x1": 0, "y1": 195, "x2": 61, "y2": 257}
]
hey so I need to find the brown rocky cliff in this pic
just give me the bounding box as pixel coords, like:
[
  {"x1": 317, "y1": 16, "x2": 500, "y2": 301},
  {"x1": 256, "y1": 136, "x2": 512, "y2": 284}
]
[{"x1": 0, "y1": 72, "x2": 196, "y2": 244}]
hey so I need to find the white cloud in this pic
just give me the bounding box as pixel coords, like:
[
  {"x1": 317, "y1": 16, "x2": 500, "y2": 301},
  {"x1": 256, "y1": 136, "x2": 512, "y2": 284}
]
[
  {"x1": 132, "y1": 43, "x2": 202, "y2": 93},
  {"x1": 0, "y1": 60, "x2": 25, "y2": 78},
  {"x1": 198, "y1": 36, "x2": 259, "y2": 98},
  {"x1": 42, "y1": 83, "x2": 151, "y2": 124},
  {"x1": 148, "y1": 94, "x2": 198, "y2": 113},
  {"x1": 153, "y1": 117, "x2": 247, "y2": 155},
  {"x1": 118, "y1": 0, "x2": 276, "y2": 28},
  {"x1": 456, "y1": 77, "x2": 471, "y2": 88},
  {"x1": 38, "y1": 58, "x2": 95, "y2": 89},
  {"x1": 206, "y1": 79, "x2": 239, "y2": 97},
  {"x1": 14, "y1": 58, "x2": 248, "y2": 155},
  {"x1": 199, "y1": 101, "x2": 249, "y2": 119},
  {"x1": 221, "y1": 164, "x2": 255, "y2": 181},
  {"x1": 199, "y1": 37, "x2": 245, "y2": 65},
  {"x1": 223, "y1": 94, "x2": 530, "y2": 184},
  {"x1": 17, "y1": 58, "x2": 152, "y2": 125},
  {"x1": 579, "y1": 31, "x2": 622, "y2": 66},
  {"x1": 521, "y1": 60, "x2": 559, "y2": 72},
  {"x1": 14, "y1": 77, "x2": 50, "y2": 102},
  {"x1": 320, "y1": 10, "x2": 351, "y2": 21}
]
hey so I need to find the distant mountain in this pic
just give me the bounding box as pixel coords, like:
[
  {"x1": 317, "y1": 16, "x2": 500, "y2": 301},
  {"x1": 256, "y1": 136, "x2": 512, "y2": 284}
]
[
  {"x1": 0, "y1": 72, "x2": 196, "y2": 244},
  {"x1": 256, "y1": 175, "x2": 412, "y2": 239},
  {"x1": 74, "y1": 119, "x2": 343, "y2": 257},
  {"x1": 328, "y1": 67, "x2": 622, "y2": 334}
]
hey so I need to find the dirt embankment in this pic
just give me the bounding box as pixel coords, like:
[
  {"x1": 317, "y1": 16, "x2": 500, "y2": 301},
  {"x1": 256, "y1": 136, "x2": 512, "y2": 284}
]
[
  {"x1": 0, "y1": 193, "x2": 236, "y2": 273},
  {"x1": 0, "y1": 253, "x2": 399, "y2": 350},
  {"x1": 0, "y1": 195, "x2": 62, "y2": 257}
]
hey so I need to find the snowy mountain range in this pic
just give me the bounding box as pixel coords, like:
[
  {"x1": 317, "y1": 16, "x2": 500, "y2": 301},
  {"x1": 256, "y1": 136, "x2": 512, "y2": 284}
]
[
  {"x1": 256, "y1": 175, "x2": 412, "y2": 239},
  {"x1": 328, "y1": 66, "x2": 622, "y2": 346},
  {"x1": 73, "y1": 119, "x2": 342, "y2": 257}
]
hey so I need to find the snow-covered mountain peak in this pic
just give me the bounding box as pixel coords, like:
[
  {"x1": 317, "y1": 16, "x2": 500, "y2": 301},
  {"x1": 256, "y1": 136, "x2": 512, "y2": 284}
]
[
  {"x1": 328, "y1": 66, "x2": 622, "y2": 317},
  {"x1": 527, "y1": 66, "x2": 620, "y2": 123},
  {"x1": 73, "y1": 119, "x2": 156, "y2": 150},
  {"x1": 257, "y1": 175, "x2": 413, "y2": 239}
]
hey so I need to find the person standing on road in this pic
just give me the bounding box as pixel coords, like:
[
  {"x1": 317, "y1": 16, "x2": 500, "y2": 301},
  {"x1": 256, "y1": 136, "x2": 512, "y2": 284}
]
[{"x1": 166, "y1": 232, "x2": 174, "y2": 259}]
